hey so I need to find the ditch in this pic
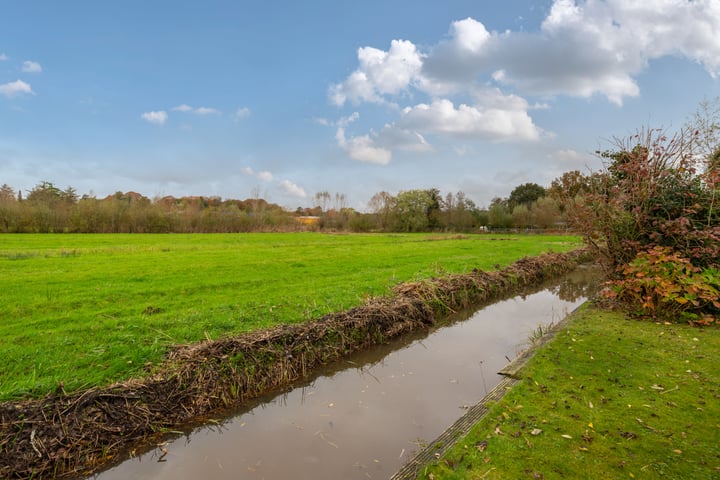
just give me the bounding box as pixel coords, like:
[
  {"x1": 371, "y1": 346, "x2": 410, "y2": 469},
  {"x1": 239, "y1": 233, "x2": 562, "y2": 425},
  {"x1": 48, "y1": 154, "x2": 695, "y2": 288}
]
[{"x1": 90, "y1": 265, "x2": 601, "y2": 480}]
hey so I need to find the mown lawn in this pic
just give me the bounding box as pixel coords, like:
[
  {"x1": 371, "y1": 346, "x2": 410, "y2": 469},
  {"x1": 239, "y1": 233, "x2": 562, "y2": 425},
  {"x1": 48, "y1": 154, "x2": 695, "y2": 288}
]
[
  {"x1": 1, "y1": 232, "x2": 579, "y2": 401},
  {"x1": 419, "y1": 306, "x2": 720, "y2": 480}
]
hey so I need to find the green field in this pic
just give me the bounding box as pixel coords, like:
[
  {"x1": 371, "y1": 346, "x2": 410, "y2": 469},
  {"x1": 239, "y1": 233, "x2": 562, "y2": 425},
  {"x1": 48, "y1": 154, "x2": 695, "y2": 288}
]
[
  {"x1": 1, "y1": 232, "x2": 580, "y2": 401},
  {"x1": 420, "y1": 307, "x2": 720, "y2": 479}
]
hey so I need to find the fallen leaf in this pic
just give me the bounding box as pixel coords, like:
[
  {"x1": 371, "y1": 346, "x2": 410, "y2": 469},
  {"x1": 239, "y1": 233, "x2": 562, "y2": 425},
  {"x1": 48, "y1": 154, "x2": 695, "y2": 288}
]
[
  {"x1": 530, "y1": 428, "x2": 543, "y2": 436},
  {"x1": 475, "y1": 440, "x2": 488, "y2": 452},
  {"x1": 673, "y1": 449, "x2": 682, "y2": 454},
  {"x1": 561, "y1": 434, "x2": 573, "y2": 439}
]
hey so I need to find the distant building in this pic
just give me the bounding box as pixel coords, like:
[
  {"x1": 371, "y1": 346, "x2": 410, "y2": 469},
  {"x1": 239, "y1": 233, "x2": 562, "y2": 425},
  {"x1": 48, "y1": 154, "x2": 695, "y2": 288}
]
[{"x1": 295, "y1": 216, "x2": 320, "y2": 226}]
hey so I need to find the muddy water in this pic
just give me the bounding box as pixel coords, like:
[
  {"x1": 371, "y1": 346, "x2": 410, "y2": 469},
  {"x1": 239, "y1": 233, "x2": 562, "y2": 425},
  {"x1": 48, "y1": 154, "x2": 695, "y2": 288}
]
[{"x1": 93, "y1": 266, "x2": 600, "y2": 480}]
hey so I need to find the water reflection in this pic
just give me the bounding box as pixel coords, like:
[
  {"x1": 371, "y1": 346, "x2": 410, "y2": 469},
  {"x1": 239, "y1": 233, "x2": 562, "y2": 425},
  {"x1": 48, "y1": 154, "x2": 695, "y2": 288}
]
[
  {"x1": 92, "y1": 266, "x2": 601, "y2": 480},
  {"x1": 548, "y1": 264, "x2": 603, "y2": 302}
]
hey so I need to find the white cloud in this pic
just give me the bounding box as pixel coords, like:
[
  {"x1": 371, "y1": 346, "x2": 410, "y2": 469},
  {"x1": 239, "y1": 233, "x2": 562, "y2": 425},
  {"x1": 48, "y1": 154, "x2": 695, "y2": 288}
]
[
  {"x1": 451, "y1": 17, "x2": 491, "y2": 53},
  {"x1": 242, "y1": 167, "x2": 273, "y2": 181},
  {"x1": 328, "y1": 1, "x2": 720, "y2": 167},
  {"x1": 21, "y1": 60, "x2": 42, "y2": 73},
  {"x1": 377, "y1": 125, "x2": 433, "y2": 152},
  {"x1": 280, "y1": 179, "x2": 307, "y2": 198},
  {"x1": 234, "y1": 107, "x2": 251, "y2": 119},
  {"x1": 0, "y1": 79, "x2": 34, "y2": 98},
  {"x1": 330, "y1": 39, "x2": 423, "y2": 106},
  {"x1": 0, "y1": 53, "x2": 8, "y2": 61},
  {"x1": 331, "y1": 111, "x2": 429, "y2": 162},
  {"x1": 173, "y1": 104, "x2": 194, "y2": 112},
  {"x1": 173, "y1": 104, "x2": 221, "y2": 115},
  {"x1": 335, "y1": 126, "x2": 392, "y2": 165},
  {"x1": 140, "y1": 110, "x2": 168, "y2": 125},
  {"x1": 426, "y1": 0, "x2": 720, "y2": 105},
  {"x1": 337, "y1": 111, "x2": 360, "y2": 128},
  {"x1": 335, "y1": 1, "x2": 720, "y2": 109},
  {"x1": 194, "y1": 106, "x2": 220, "y2": 115},
  {"x1": 398, "y1": 98, "x2": 540, "y2": 141}
]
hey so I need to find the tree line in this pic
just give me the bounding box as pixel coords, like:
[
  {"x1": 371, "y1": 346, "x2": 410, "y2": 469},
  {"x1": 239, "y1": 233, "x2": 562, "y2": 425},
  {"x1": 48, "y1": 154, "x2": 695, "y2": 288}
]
[{"x1": 0, "y1": 180, "x2": 573, "y2": 234}]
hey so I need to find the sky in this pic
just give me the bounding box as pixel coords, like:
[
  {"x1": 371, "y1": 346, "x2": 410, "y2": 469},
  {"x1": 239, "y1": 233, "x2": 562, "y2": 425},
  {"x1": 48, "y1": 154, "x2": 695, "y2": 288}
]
[{"x1": 1, "y1": 0, "x2": 720, "y2": 210}]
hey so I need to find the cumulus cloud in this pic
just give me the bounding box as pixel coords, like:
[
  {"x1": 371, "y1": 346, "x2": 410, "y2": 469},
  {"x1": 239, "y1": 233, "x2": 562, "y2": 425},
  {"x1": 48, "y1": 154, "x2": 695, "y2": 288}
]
[
  {"x1": 452, "y1": 17, "x2": 491, "y2": 53},
  {"x1": 21, "y1": 60, "x2": 42, "y2": 73},
  {"x1": 329, "y1": 39, "x2": 423, "y2": 106},
  {"x1": 423, "y1": 0, "x2": 720, "y2": 105},
  {"x1": 334, "y1": 0, "x2": 720, "y2": 109},
  {"x1": 140, "y1": 110, "x2": 168, "y2": 125},
  {"x1": 329, "y1": 1, "x2": 720, "y2": 165},
  {"x1": 333, "y1": 112, "x2": 392, "y2": 165},
  {"x1": 280, "y1": 179, "x2": 307, "y2": 198},
  {"x1": 336, "y1": 130, "x2": 392, "y2": 165},
  {"x1": 0, "y1": 79, "x2": 34, "y2": 98},
  {"x1": 399, "y1": 98, "x2": 540, "y2": 141}
]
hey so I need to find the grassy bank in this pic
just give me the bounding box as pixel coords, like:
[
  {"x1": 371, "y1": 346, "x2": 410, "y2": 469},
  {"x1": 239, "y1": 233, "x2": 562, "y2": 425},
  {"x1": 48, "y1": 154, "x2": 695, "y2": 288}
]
[
  {"x1": 418, "y1": 307, "x2": 720, "y2": 479},
  {"x1": 0, "y1": 232, "x2": 579, "y2": 401}
]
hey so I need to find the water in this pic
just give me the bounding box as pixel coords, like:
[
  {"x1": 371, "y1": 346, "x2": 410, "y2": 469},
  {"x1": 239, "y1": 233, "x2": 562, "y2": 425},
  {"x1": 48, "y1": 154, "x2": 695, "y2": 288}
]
[{"x1": 93, "y1": 266, "x2": 599, "y2": 480}]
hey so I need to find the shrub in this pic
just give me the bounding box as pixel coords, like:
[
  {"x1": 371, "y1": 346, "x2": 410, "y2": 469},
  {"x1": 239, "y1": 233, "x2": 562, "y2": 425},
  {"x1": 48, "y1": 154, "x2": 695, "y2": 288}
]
[
  {"x1": 567, "y1": 124, "x2": 720, "y2": 322},
  {"x1": 604, "y1": 246, "x2": 720, "y2": 323}
]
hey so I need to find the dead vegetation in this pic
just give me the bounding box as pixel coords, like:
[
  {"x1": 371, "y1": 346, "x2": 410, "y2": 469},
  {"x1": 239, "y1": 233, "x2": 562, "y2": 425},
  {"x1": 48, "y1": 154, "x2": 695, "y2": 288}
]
[{"x1": 0, "y1": 248, "x2": 590, "y2": 479}]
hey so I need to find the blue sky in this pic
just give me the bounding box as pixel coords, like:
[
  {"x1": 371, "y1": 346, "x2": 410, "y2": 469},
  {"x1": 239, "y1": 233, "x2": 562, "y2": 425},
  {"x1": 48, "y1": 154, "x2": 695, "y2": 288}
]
[{"x1": 2, "y1": 0, "x2": 719, "y2": 210}]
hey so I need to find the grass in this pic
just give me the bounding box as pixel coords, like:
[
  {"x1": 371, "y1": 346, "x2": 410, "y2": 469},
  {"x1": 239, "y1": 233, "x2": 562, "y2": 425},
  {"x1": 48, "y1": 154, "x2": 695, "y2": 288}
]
[
  {"x1": 419, "y1": 306, "x2": 720, "y2": 480},
  {"x1": 0, "y1": 232, "x2": 580, "y2": 402}
]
